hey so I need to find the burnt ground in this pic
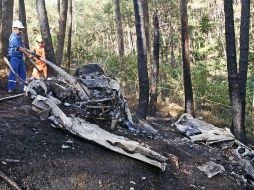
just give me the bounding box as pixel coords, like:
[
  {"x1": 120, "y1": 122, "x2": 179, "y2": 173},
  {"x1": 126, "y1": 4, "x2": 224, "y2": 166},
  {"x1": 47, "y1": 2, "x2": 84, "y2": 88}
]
[{"x1": 0, "y1": 87, "x2": 250, "y2": 190}]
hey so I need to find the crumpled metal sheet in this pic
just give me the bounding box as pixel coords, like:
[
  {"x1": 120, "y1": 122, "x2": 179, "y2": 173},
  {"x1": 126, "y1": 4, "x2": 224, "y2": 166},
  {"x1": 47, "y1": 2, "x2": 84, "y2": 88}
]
[
  {"x1": 198, "y1": 161, "x2": 225, "y2": 178},
  {"x1": 32, "y1": 95, "x2": 167, "y2": 170},
  {"x1": 175, "y1": 113, "x2": 235, "y2": 145}
]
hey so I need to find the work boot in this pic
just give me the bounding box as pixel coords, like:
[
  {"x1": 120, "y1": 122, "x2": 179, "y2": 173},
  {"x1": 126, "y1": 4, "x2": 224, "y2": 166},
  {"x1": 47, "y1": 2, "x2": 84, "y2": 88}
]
[{"x1": 8, "y1": 89, "x2": 14, "y2": 94}]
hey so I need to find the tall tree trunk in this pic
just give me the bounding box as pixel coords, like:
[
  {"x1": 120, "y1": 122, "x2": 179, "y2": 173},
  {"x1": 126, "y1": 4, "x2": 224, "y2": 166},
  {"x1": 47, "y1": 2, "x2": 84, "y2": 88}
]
[
  {"x1": 180, "y1": 0, "x2": 195, "y2": 116},
  {"x1": 133, "y1": 0, "x2": 149, "y2": 119},
  {"x1": 224, "y1": 0, "x2": 241, "y2": 142},
  {"x1": 1, "y1": 0, "x2": 14, "y2": 57},
  {"x1": 56, "y1": 0, "x2": 68, "y2": 66},
  {"x1": 149, "y1": 11, "x2": 160, "y2": 115},
  {"x1": 66, "y1": 0, "x2": 72, "y2": 71},
  {"x1": 36, "y1": 0, "x2": 56, "y2": 75},
  {"x1": 19, "y1": 0, "x2": 29, "y2": 49},
  {"x1": 141, "y1": 0, "x2": 151, "y2": 72},
  {"x1": 224, "y1": 0, "x2": 250, "y2": 143},
  {"x1": 238, "y1": 0, "x2": 250, "y2": 143},
  {"x1": 115, "y1": 0, "x2": 125, "y2": 69}
]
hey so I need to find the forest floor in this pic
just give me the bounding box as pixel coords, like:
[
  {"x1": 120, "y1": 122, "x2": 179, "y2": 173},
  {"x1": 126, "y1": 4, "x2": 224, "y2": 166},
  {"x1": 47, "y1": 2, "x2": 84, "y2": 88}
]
[{"x1": 0, "y1": 84, "x2": 251, "y2": 190}]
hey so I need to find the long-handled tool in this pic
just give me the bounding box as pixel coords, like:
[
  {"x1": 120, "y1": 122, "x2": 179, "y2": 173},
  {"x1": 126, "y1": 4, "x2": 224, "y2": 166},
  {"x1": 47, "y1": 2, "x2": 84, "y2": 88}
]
[{"x1": 3, "y1": 57, "x2": 28, "y2": 86}]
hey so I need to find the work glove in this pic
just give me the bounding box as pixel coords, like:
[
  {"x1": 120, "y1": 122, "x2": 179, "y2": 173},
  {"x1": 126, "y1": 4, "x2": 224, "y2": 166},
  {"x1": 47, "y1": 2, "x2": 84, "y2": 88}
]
[{"x1": 28, "y1": 54, "x2": 34, "y2": 59}]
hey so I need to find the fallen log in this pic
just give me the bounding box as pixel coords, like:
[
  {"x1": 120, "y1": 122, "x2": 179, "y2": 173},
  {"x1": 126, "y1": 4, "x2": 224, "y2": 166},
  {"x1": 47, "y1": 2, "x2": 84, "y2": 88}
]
[{"x1": 34, "y1": 95, "x2": 167, "y2": 170}]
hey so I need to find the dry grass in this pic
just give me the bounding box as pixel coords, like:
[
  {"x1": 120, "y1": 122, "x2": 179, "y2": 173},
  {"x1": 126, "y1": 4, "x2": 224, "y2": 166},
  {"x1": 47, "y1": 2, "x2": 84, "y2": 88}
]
[{"x1": 126, "y1": 96, "x2": 230, "y2": 129}]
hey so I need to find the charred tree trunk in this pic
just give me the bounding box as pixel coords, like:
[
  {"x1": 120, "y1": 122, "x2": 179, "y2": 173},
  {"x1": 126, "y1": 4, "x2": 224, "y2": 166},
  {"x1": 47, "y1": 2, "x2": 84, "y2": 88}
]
[
  {"x1": 36, "y1": 0, "x2": 56, "y2": 75},
  {"x1": 115, "y1": 0, "x2": 125, "y2": 69},
  {"x1": 149, "y1": 12, "x2": 159, "y2": 115},
  {"x1": 66, "y1": 0, "x2": 72, "y2": 71},
  {"x1": 1, "y1": 0, "x2": 14, "y2": 57},
  {"x1": 224, "y1": 0, "x2": 241, "y2": 142},
  {"x1": 56, "y1": 0, "x2": 68, "y2": 66},
  {"x1": 224, "y1": 0, "x2": 250, "y2": 143},
  {"x1": 180, "y1": 0, "x2": 195, "y2": 116},
  {"x1": 19, "y1": 0, "x2": 29, "y2": 49},
  {"x1": 238, "y1": 0, "x2": 250, "y2": 143},
  {"x1": 141, "y1": 0, "x2": 151, "y2": 72},
  {"x1": 133, "y1": 0, "x2": 149, "y2": 119},
  {"x1": 224, "y1": 1, "x2": 238, "y2": 103}
]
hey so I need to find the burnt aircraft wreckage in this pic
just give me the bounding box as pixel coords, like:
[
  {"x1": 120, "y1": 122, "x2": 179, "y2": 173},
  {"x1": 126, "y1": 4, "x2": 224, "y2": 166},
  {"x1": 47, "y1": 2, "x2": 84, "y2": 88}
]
[
  {"x1": 4, "y1": 55, "x2": 254, "y2": 188},
  {"x1": 9, "y1": 57, "x2": 168, "y2": 171}
]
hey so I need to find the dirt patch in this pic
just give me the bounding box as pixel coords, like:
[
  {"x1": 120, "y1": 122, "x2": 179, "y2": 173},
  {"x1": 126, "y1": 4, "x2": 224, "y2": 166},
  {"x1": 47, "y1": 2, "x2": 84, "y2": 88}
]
[{"x1": 0, "y1": 87, "x2": 247, "y2": 190}]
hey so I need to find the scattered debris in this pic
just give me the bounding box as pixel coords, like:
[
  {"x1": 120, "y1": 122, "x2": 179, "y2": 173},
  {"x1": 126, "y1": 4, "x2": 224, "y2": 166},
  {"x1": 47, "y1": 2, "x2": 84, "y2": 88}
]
[
  {"x1": 25, "y1": 61, "x2": 167, "y2": 170},
  {"x1": 61, "y1": 145, "x2": 71, "y2": 149},
  {"x1": 175, "y1": 113, "x2": 235, "y2": 146},
  {"x1": 20, "y1": 59, "x2": 254, "y2": 186},
  {"x1": 65, "y1": 139, "x2": 74, "y2": 143},
  {"x1": 241, "y1": 159, "x2": 254, "y2": 180},
  {"x1": 1, "y1": 159, "x2": 20, "y2": 163},
  {"x1": 137, "y1": 119, "x2": 158, "y2": 135},
  {"x1": 130, "y1": 181, "x2": 136, "y2": 185},
  {"x1": 33, "y1": 95, "x2": 167, "y2": 170},
  {"x1": 198, "y1": 161, "x2": 225, "y2": 178},
  {"x1": 234, "y1": 140, "x2": 254, "y2": 160},
  {"x1": 98, "y1": 179, "x2": 102, "y2": 187},
  {"x1": 175, "y1": 114, "x2": 254, "y2": 184}
]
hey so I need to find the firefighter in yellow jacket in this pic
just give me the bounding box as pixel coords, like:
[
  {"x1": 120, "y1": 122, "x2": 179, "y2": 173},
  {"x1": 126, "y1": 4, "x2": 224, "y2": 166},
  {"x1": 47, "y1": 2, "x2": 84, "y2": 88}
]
[{"x1": 32, "y1": 37, "x2": 47, "y2": 79}]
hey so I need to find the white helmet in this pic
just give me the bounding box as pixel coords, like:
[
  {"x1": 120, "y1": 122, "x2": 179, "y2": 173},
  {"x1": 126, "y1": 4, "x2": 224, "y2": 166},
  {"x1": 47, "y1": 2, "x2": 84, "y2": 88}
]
[{"x1": 12, "y1": 20, "x2": 25, "y2": 29}]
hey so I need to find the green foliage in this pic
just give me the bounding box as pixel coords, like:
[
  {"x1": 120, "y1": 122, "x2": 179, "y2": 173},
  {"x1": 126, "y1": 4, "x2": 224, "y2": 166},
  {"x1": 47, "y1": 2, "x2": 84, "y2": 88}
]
[
  {"x1": 248, "y1": 51, "x2": 254, "y2": 72},
  {"x1": 192, "y1": 61, "x2": 209, "y2": 98},
  {"x1": 105, "y1": 53, "x2": 138, "y2": 92},
  {"x1": 199, "y1": 15, "x2": 213, "y2": 34},
  {"x1": 194, "y1": 45, "x2": 214, "y2": 60}
]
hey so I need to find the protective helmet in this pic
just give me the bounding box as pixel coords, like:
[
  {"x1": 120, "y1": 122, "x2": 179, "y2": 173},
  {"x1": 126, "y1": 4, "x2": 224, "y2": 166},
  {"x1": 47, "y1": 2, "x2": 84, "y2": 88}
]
[
  {"x1": 36, "y1": 36, "x2": 43, "y2": 43},
  {"x1": 12, "y1": 20, "x2": 25, "y2": 29}
]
